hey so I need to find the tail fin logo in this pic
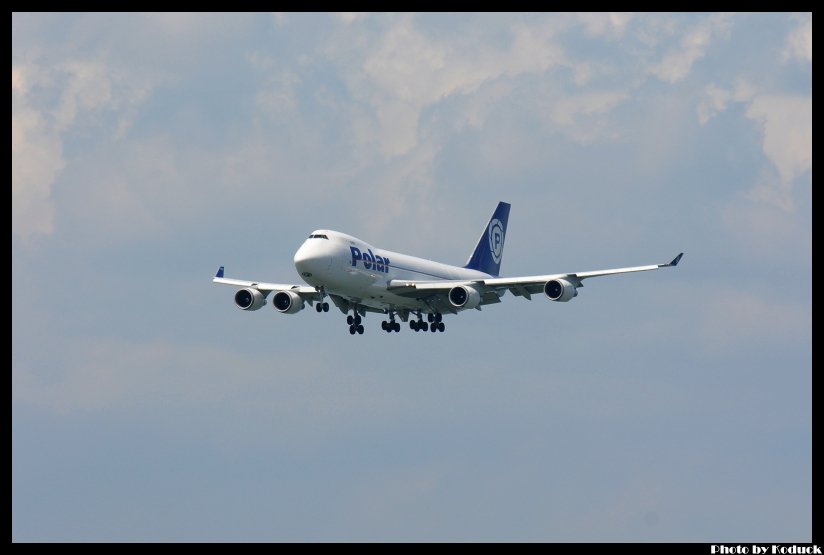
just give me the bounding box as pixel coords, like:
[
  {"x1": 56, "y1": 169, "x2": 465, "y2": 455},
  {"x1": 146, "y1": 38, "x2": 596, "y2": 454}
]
[{"x1": 488, "y1": 219, "x2": 505, "y2": 264}]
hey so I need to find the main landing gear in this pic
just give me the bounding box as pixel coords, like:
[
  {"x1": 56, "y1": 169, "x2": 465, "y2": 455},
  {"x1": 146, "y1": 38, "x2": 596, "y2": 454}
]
[
  {"x1": 381, "y1": 312, "x2": 401, "y2": 333},
  {"x1": 347, "y1": 310, "x2": 364, "y2": 335},
  {"x1": 345, "y1": 307, "x2": 446, "y2": 335},
  {"x1": 409, "y1": 312, "x2": 445, "y2": 333}
]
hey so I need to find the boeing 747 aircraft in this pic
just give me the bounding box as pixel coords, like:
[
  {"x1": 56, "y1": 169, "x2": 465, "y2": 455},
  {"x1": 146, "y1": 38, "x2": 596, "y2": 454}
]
[{"x1": 213, "y1": 202, "x2": 682, "y2": 334}]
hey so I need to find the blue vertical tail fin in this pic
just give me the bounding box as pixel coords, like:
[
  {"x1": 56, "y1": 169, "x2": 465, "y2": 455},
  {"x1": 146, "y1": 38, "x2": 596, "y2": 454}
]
[{"x1": 463, "y1": 202, "x2": 510, "y2": 277}]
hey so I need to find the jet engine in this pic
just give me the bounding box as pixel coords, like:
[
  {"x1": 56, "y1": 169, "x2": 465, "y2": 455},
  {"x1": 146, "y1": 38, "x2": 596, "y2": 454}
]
[
  {"x1": 544, "y1": 279, "x2": 577, "y2": 302},
  {"x1": 234, "y1": 288, "x2": 266, "y2": 311},
  {"x1": 448, "y1": 285, "x2": 482, "y2": 310},
  {"x1": 273, "y1": 291, "x2": 305, "y2": 314}
]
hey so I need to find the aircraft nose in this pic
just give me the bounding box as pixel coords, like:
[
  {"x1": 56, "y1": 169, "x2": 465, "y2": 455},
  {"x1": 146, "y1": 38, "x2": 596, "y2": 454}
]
[
  {"x1": 294, "y1": 241, "x2": 328, "y2": 277},
  {"x1": 293, "y1": 243, "x2": 310, "y2": 266},
  {"x1": 294, "y1": 243, "x2": 313, "y2": 270}
]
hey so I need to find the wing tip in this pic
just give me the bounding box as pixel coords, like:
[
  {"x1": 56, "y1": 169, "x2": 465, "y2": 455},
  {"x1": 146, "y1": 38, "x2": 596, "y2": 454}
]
[{"x1": 669, "y1": 253, "x2": 684, "y2": 267}]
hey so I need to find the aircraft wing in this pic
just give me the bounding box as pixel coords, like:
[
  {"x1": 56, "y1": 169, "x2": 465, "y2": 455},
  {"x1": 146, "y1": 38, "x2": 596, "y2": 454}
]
[
  {"x1": 212, "y1": 266, "x2": 321, "y2": 300},
  {"x1": 387, "y1": 253, "x2": 683, "y2": 308}
]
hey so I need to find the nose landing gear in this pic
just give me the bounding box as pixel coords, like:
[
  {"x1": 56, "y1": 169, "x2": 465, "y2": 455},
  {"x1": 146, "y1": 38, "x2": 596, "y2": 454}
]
[{"x1": 315, "y1": 286, "x2": 330, "y2": 312}]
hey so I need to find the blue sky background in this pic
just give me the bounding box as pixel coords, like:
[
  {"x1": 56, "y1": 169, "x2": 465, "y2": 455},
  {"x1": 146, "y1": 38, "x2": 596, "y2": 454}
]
[{"x1": 12, "y1": 13, "x2": 811, "y2": 542}]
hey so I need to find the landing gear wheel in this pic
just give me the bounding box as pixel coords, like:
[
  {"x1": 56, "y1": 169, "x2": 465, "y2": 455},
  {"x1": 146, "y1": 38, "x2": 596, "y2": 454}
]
[
  {"x1": 381, "y1": 321, "x2": 388, "y2": 331},
  {"x1": 347, "y1": 315, "x2": 354, "y2": 325},
  {"x1": 316, "y1": 303, "x2": 322, "y2": 312},
  {"x1": 354, "y1": 314, "x2": 362, "y2": 325},
  {"x1": 349, "y1": 325, "x2": 356, "y2": 335},
  {"x1": 430, "y1": 324, "x2": 437, "y2": 333},
  {"x1": 393, "y1": 322, "x2": 400, "y2": 333},
  {"x1": 435, "y1": 313, "x2": 442, "y2": 323},
  {"x1": 421, "y1": 322, "x2": 428, "y2": 332},
  {"x1": 410, "y1": 321, "x2": 418, "y2": 331},
  {"x1": 357, "y1": 324, "x2": 364, "y2": 335},
  {"x1": 323, "y1": 302, "x2": 329, "y2": 312},
  {"x1": 427, "y1": 313, "x2": 434, "y2": 323},
  {"x1": 438, "y1": 322, "x2": 445, "y2": 332}
]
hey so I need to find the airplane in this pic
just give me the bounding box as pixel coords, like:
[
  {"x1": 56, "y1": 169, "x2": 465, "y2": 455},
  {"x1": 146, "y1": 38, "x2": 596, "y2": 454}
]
[{"x1": 213, "y1": 201, "x2": 683, "y2": 335}]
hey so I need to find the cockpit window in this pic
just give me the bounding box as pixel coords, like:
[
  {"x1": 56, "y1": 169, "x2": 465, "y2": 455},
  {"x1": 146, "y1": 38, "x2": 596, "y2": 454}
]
[{"x1": 308, "y1": 234, "x2": 329, "y2": 239}]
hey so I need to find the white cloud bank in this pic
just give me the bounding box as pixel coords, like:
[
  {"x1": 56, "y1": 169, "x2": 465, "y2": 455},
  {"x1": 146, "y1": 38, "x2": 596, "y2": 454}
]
[
  {"x1": 12, "y1": 76, "x2": 63, "y2": 238},
  {"x1": 698, "y1": 80, "x2": 811, "y2": 212},
  {"x1": 745, "y1": 95, "x2": 812, "y2": 211},
  {"x1": 355, "y1": 19, "x2": 564, "y2": 158},
  {"x1": 12, "y1": 59, "x2": 152, "y2": 241},
  {"x1": 783, "y1": 15, "x2": 812, "y2": 63},
  {"x1": 650, "y1": 13, "x2": 733, "y2": 83}
]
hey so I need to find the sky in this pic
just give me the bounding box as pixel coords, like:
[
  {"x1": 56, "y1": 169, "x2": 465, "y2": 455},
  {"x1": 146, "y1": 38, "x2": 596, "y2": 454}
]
[{"x1": 12, "y1": 12, "x2": 812, "y2": 542}]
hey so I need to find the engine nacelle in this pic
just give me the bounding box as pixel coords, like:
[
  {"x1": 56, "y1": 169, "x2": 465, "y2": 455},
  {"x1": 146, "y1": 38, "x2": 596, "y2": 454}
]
[
  {"x1": 272, "y1": 290, "x2": 305, "y2": 314},
  {"x1": 544, "y1": 279, "x2": 577, "y2": 302},
  {"x1": 448, "y1": 285, "x2": 482, "y2": 310},
  {"x1": 234, "y1": 288, "x2": 266, "y2": 311}
]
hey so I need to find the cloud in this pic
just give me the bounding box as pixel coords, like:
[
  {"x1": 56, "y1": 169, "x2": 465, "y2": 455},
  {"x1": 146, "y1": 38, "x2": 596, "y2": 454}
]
[
  {"x1": 783, "y1": 15, "x2": 812, "y2": 63},
  {"x1": 577, "y1": 12, "x2": 633, "y2": 39},
  {"x1": 12, "y1": 65, "x2": 29, "y2": 95},
  {"x1": 650, "y1": 13, "x2": 732, "y2": 83},
  {"x1": 52, "y1": 60, "x2": 117, "y2": 130},
  {"x1": 12, "y1": 100, "x2": 63, "y2": 239},
  {"x1": 547, "y1": 91, "x2": 629, "y2": 143},
  {"x1": 696, "y1": 79, "x2": 810, "y2": 212},
  {"x1": 247, "y1": 52, "x2": 302, "y2": 124},
  {"x1": 355, "y1": 18, "x2": 564, "y2": 157},
  {"x1": 276, "y1": 15, "x2": 573, "y2": 239},
  {"x1": 450, "y1": 80, "x2": 513, "y2": 131},
  {"x1": 11, "y1": 58, "x2": 153, "y2": 242},
  {"x1": 334, "y1": 12, "x2": 365, "y2": 25},
  {"x1": 696, "y1": 80, "x2": 757, "y2": 125},
  {"x1": 138, "y1": 12, "x2": 251, "y2": 47},
  {"x1": 745, "y1": 94, "x2": 812, "y2": 211}
]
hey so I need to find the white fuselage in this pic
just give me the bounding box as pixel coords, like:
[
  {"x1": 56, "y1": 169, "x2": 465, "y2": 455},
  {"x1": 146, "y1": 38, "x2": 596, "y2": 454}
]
[{"x1": 293, "y1": 229, "x2": 490, "y2": 312}]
